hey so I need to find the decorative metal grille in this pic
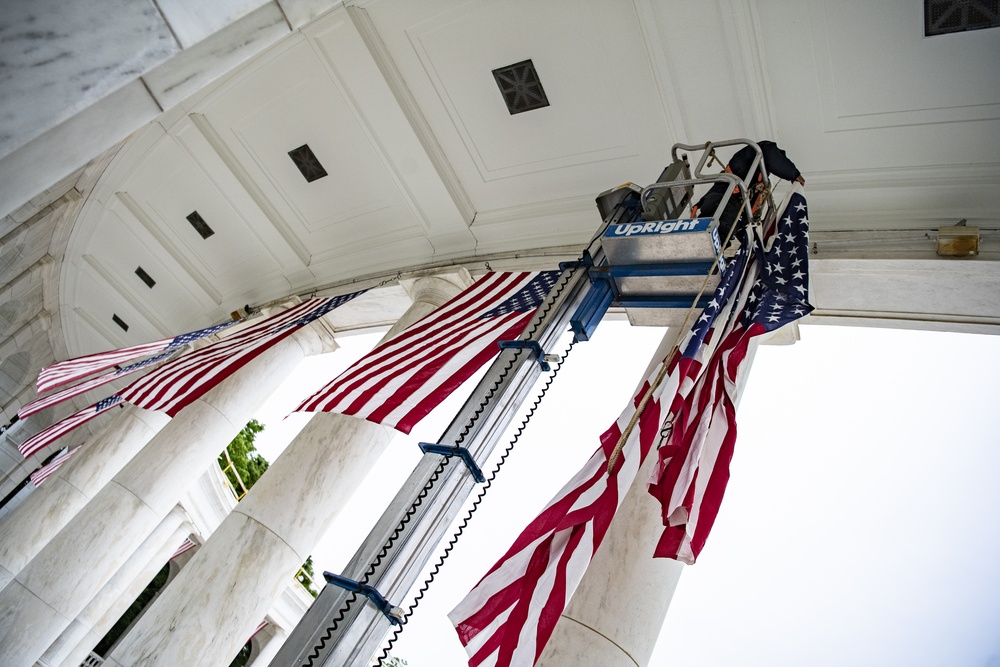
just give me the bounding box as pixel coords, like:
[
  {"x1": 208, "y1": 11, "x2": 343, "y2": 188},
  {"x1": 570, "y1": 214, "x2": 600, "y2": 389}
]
[
  {"x1": 925, "y1": 0, "x2": 999, "y2": 35},
  {"x1": 112, "y1": 314, "x2": 129, "y2": 332},
  {"x1": 288, "y1": 144, "x2": 328, "y2": 183},
  {"x1": 186, "y1": 211, "x2": 215, "y2": 240},
  {"x1": 134, "y1": 266, "x2": 156, "y2": 289},
  {"x1": 492, "y1": 59, "x2": 550, "y2": 115}
]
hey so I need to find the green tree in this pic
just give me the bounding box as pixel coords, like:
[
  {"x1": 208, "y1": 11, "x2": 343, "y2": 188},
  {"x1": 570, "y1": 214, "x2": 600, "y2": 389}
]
[
  {"x1": 218, "y1": 419, "x2": 268, "y2": 494},
  {"x1": 296, "y1": 555, "x2": 319, "y2": 598}
]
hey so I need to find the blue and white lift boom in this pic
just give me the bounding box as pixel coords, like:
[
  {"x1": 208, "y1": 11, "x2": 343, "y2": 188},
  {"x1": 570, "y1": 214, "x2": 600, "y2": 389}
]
[{"x1": 271, "y1": 139, "x2": 775, "y2": 667}]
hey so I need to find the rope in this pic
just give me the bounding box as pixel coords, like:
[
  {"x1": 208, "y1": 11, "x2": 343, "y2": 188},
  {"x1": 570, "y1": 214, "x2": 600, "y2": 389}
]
[
  {"x1": 297, "y1": 265, "x2": 581, "y2": 667},
  {"x1": 605, "y1": 187, "x2": 755, "y2": 473},
  {"x1": 375, "y1": 337, "x2": 580, "y2": 665}
]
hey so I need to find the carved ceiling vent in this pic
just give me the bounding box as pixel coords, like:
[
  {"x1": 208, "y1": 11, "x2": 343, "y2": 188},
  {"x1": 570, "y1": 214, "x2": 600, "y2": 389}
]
[
  {"x1": 135, "y1": 266, "x2": 156, "y2": 289},
  {"x1": 186, "y1": 211, "x2": 215, "y2": 240},
  {"x1": 492, "y1": 59, "x2": 550, "y2": 115},
  {"x1": 288, "y1": 144, "x2": 328, "y2": 183},
  {"x1": 925, "y1": 0, "x2": 999, "y2": 35}
]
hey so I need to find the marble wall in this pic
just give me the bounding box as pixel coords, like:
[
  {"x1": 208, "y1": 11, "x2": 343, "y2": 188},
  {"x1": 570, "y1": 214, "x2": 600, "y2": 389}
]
[{"x1": 0, "y1": 0, "x2": 344, "y2": 218}]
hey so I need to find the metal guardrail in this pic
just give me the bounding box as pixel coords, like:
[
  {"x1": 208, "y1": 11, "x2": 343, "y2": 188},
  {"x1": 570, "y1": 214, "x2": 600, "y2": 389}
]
[{"x1": 218, "y1": 448, "x2": 249, "y2": 501}]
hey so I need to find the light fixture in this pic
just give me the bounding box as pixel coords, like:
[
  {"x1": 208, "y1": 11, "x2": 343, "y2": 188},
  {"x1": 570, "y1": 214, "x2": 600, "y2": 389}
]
[{"x1": 936, "y1": 218, "x2": 979, "y2": 257}]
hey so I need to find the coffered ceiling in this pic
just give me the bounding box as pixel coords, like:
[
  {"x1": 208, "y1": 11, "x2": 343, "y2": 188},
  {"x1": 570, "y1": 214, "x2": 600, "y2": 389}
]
[{"x1": 23, "y1": 0, "x2": 999, "y2": 359}]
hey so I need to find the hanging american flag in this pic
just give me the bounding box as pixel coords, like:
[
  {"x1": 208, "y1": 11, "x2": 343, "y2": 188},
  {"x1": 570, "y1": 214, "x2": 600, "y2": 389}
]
[
  {"x1": 18, "y1": 349, "x2": 178, "y2": 419},
  {"x1": 28, "y1": 445, "x2": 81, "y2": 486},
  {"x1": 448, "y1": 362, "x2": 678, "y2": 667},
  {"x1": 18, "y1": 395, "x2": 124, "y2": 458},
  {"x1": 16, "y1": 294, "x2": 363, "y2": 457},
  {"x1": 169, "y1": 538, "x2": 198, "y2": 561},
  {"x1": 649, "y1": 185, "x2": 813, "y2": 563},
  {"x1": 119, "y1": 295, "x2": 361, "y2": 417},
  {"x1": 34, "y1": 319, "x2": 240, "y2": 394},
  {"x1": 450, "y1": 185, "x2": 813, "y2": 666},
  {"x1": 249, "y1": 619, "x2": 268, "y2": 641},
  {"x1": 295, "y1": 271, "x2": 560, "y2": 434}
]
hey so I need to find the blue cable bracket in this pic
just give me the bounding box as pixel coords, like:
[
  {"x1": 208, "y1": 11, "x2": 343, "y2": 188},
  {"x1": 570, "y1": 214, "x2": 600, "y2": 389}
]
[
  {"x1": 418, "y1": 442, "x2": 486, "y2": 483},
  {"x1": 497, "y1": 339, "x2": 560, "y2": 371},
  {"x1": 323, "y1": 572, "x2": 405, "y2": 626}
]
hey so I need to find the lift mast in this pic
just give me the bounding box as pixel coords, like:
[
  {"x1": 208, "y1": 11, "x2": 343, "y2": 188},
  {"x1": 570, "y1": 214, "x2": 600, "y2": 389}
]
[{"x1": 273, "y1": 139, "x2": 769, "y2": 667}]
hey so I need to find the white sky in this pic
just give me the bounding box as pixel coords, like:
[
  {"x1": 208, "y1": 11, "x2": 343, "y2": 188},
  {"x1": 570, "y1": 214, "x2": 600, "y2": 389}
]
[{"x1": 254, "y1": 320, "x2": 1000, "y2": 667}]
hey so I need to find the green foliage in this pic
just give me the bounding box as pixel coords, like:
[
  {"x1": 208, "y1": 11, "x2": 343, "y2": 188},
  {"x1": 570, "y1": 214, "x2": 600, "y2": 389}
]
[
  {"x1": 297, "y1": 555, "x2": 319, "y2": 598},
  {"x1": 227, "y1": 640, "x2": 252, "y2": 667},
  {"x1": 374, "y1": 655, "x2": 408, "y2": 667},
  {"x1": 218, "y1": 419, "x2": 268, "y2": 494}
]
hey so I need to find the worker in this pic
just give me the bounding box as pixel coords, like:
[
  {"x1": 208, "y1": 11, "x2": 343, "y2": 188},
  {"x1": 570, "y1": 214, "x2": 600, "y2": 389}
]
[{"x1": 692, "y1": 140, "x2": 804, "y2": 242}]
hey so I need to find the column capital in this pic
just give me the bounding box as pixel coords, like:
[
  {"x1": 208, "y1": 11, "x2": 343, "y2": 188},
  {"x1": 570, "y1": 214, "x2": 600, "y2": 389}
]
[
  {"x1": 258, "y1": 297, "x2": 339, "y2": 357},
  {"x1": 398, "y1": 267, "x2": 473, "y2": 304}
]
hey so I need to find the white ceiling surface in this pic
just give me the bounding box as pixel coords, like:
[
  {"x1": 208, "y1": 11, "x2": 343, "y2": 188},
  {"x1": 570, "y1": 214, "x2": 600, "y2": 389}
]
[{"x1": 60, "y1": 0, "x2": 1000, "y2": 358}]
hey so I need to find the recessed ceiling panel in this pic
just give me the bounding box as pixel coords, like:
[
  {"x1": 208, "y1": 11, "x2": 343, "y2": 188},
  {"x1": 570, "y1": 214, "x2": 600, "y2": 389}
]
[
  {"x1": 405, "y1": 0, "x2": 634, "y2": 178},
  {"x1": 199, "y1": 39, "x2": 414, "y2": 240},
  {"x1": 810, "y1": 0, "x2": 1000, "y2": 130},
  {"x1": 82, "y1": 205, "x2": 218, "y2": 328},
  {"x1": 119, "y1": 137, "x2": 282, "y2": 293}
]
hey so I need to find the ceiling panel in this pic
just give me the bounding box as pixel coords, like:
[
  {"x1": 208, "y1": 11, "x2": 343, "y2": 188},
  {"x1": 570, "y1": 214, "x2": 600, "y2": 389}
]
[
  {"x1": 195, "y1": 37, "x2": 426, "y2": 254},
  {"x1": 810, "y1": 0, "x2": 1000, "y2": 130},
  {"x1": 116, "y1": 136, "x2": 292, "y2": 301},
  {"x1": 81, "y1": 205, "x2": 217, "y2": 330},
  {"x1": 365, "y1": 0, "x2": 676, "y2": 210}
]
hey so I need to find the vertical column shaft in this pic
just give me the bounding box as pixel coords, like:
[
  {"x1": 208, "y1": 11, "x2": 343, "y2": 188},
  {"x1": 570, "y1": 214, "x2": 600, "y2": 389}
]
[
  {"x1": 0, "y1": 405, "x2": 170, "y2": 590},
  {"x1": 537, "y1": 331, "x2": 764, "y2": 667},
  {"x1": 105, "y1": 271, "x2": 471, "y2": 667},
  {"x1": 41, "y1": 509, "x2": 191, "y2": 667},
  {"x1": 0, "y1": 315, "x2": 337, "y2": 666}
]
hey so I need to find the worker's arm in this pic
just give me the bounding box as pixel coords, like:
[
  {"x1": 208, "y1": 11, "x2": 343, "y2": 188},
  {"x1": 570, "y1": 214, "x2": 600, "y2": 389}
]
[{"x1": 759, "y1": 141, "x2": 802, "y2": 183}]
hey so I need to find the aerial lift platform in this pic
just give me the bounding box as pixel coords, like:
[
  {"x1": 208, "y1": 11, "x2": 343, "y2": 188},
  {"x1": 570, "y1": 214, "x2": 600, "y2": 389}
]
[
  {"x1": 571, "y1": 139, "x2": 776, "y2": 340},
  {"x1": 271, "y1": 139, "x2": 778, "y2": 667}
]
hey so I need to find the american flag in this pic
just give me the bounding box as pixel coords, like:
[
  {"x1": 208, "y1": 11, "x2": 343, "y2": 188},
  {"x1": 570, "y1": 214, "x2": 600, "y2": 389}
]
[
  {"x1": 169, "y1": 538, "x2": 198, "y2": 561},
  {"x1": 28, "y1": 446, "x2": 81, "y2": 486},
  {"x1": 448, "y1": 363, "x2": 678, "y2": 667},
  {"x1": 249, "y1": 620, "x2": 268, "y2": 641},
  {"x1": 34, "y1": 319, "x2": 240, "y2": 394},
  {"x1": 450, "y1": 186, "x2": 812, "y2": 665},
  {"x1": 16, "y1": 295, "x2": 362, "y2": 457},
  {"x1": 18, "y1": 395, "x2": 124, "y2": 458},
  {"x1": 295, "y1": 272, "x2": 559, "y2": 434},
  {"x1": 119, "y1": 295, "x2": 361, "y2": 417},
  {"x1": 649, "y1": 185, "x2": 812, "y2": 563},
  {"x1": 18, "y1": 349, "x2": 178, "y2": 419}
]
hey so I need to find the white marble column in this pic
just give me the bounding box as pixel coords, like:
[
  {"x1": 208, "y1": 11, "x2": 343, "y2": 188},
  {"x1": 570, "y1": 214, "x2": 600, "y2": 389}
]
[
  {"x1": 0, "y1": 405, "x2": 170, "y2": 591},
  {"x1": 246, "y1": 625, "x2": 287, "y2": 667},
  {"x1": 536, "y1": 329, "x2": 682, "y2": 667},
  {"x1": 0, "y1": 309, "x2": 338, "y2": 666},
  {"x1": 106, "y1": 270, "x2": 471, "y2": 667},
  {"x1": 40, "y1": 508, "x2": 191, "y2": 667},
  {"x1": 535, "y1": 451, "x2": 684, "y2": 667},
  {"x1": 537, "y1": 331, "x2": 766, "y2": 667}
]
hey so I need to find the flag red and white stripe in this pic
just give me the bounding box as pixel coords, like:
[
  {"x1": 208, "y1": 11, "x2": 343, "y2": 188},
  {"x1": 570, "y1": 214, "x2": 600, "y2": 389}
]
[
  {"x1": 16, "y1": 294, "x2": 363, "y2": 457},
  {"x1": 169, "y1": 538, "x2": 198, "y2": 561},
  {"x1": 119, "y1": 298, "x2": 346, "y2": 416},
  {"x1": 28, "y1": 446, "x2": 81, "y2": 486},
  {"x1": 296, "y1": 271, "x2": 559, "y2": 434},
  {"x1": 18, "y1": 395, "x2": 124, "y2": 458},
  {"x1": 34, "y1": 319, "x2": 239, "y2": 394},
  {"x1": 249, "y1": 620, "x2": 268, "y2": 641},
  {"x1": 18, "y1": 349, "x2": 176, "y2": 419},
  {"x1": 451, "y1": 186, "x2": 813, "y2": 665},
  {"x1": 448, "y1": 352, "x2": 684, "y2": 666},
  {"x1": 649, "y1": 186, "x2": 813, "y2": 563}
]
